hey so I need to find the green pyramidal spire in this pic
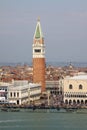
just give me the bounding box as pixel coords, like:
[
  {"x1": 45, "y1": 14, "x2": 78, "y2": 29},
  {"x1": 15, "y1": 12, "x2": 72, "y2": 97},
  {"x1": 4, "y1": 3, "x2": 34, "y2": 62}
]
[
  {"x1": 35, "y1": 25, "x2": 40, "y2": 38},
  {"x1": 34, "y1": 18, "x2": 43, "y2": 39}
]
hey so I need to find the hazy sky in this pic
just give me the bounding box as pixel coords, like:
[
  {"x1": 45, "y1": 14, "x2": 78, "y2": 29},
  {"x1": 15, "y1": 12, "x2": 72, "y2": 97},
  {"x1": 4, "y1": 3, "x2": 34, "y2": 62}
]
[{"x1": 0, "y1": 0, "x2": 87, "y2": 63}]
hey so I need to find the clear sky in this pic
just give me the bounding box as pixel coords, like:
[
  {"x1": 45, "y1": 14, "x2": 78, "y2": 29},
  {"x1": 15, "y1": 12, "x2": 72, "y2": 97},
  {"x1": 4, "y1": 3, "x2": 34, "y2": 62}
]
[{"x1": 0, "y1": 0, "x2": 87, "y2": 63}]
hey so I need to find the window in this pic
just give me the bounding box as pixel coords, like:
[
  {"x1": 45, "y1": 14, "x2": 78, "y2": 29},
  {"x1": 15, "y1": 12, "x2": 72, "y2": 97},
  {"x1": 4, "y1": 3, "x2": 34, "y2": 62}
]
[
  {"x1": 17, "y1": 92, "x2": 19, "y2": 97},
  {"x1": 79, "y1": 84, "x2": 83, "y2": 89},
  {"x1": 5, "y1": 89, "x2": 7, "y2": 91},
  {"x1": 69, "y1": 84, "x2": 73, "y2": 89},
  {"x1": 10, "y1": 92, "x2": 12, "y2": 97},
  {"x1": 34, "y1": 49, "x2": 41, "y2": 52},
  {"x1": 14, "y1": 92, "x2": 16, "y2": 97}
]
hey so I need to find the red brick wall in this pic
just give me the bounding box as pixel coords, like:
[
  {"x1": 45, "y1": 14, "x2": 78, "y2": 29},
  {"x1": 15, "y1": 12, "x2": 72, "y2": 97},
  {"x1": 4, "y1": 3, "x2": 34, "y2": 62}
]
[{"x1": 33, "y1": 58, "x2": 46, "y2": 92}]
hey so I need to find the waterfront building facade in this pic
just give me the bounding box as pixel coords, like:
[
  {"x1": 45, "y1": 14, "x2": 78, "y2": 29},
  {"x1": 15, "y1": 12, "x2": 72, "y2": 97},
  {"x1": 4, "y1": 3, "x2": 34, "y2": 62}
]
[
  {"x1": 45, "y1": 80, "x2": 63, "y2": 105},
  {"x1": 0, "y1": 82, "x2": 10, "y2": 103},
  {"x1": 46, "y1": 81, "x2": 63, "y2": 95},
  {"x1": 29, "y1": 83, "x2": 41, "y2": 102},
  {"x1": 8, "y1": 80, "x2": 41, "y2": 105},
  {"x1": 63, "y1": 75, "x2": 87, "y2": 104},
  {"x1": 33, "y1": 18, "x2": 46, "y2": 92}
]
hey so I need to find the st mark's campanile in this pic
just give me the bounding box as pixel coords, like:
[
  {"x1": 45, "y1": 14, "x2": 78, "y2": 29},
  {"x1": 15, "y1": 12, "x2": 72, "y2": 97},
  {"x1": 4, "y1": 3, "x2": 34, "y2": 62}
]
[{"x1": 33, "y1": 18, "x2": 46, "y2": 92}]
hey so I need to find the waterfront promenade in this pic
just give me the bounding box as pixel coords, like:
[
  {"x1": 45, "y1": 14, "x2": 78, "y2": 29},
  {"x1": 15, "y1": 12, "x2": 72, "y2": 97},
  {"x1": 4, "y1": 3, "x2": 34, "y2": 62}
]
[{"x1": 0, "y1": 102, "x2": 87, "y2": 113}]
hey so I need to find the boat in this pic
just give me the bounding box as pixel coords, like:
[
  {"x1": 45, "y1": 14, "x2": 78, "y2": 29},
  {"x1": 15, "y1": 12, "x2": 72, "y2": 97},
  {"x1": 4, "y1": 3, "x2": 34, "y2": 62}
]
[
  {"x1": 9, "y1": 108, "x2": 20, "y2": 112},
  {"x1": 65, "y1": 108, "x2": 77, "y2": 113},
  {"x1": 1, "y1": 108, "x2": 8, "y2": 112},
  {"x1": 76, "y1": 109, "x2": 87, "y2": 114}
]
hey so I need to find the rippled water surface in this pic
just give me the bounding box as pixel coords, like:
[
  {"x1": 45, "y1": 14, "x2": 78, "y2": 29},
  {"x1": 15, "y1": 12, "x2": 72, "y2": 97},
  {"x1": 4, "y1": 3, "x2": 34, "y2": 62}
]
[{"x1": 0, "y1": 111, "x2": 87, "y2": 130}]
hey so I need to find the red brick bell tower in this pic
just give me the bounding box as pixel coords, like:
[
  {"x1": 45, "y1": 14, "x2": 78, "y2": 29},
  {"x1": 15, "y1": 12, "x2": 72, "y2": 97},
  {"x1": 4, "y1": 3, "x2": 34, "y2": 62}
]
[{"x1": 33, "y1": 18, "x2": 46, "y2": 92}]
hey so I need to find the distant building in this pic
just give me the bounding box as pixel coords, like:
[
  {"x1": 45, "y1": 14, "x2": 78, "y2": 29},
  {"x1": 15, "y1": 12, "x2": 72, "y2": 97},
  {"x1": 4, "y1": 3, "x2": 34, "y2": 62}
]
[
  {"x1": 0, "y1": 82, "x2": 10, "y2": 103},
  {"x1": 8, "y1": 80, "x2": 41, "y2": 105},
  {"x1": 63, "y1": 75, "x2": 87, "y2": 104},
  {"x1": 29, "y1": 83, "x2": 41, "y2": 102},
  {"x1": 46, "y1": 81, "x2": 63, "y2": 95},
  {"x1": 32, "y1": 18, "x2": 46, "y2": 92}
]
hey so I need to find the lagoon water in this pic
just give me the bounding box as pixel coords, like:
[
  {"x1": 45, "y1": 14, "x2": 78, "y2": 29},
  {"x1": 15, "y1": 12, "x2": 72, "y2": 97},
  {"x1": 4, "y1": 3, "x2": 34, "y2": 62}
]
[{"x1": 0, "y1": 111, "x2": 87, "y2": 130}]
